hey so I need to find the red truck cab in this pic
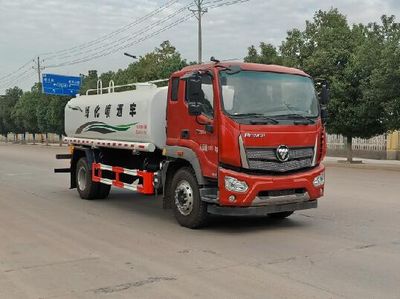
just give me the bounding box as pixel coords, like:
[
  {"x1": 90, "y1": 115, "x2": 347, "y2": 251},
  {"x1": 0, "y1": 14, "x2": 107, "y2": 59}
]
[{"x1": 163, "y1": 61, "x2": 328, "y2": 226}]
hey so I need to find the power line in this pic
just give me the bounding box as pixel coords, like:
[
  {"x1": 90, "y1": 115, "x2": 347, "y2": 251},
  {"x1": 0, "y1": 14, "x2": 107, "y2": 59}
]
[
  {"x1": 0, "y1": 0, "x2": 179, "y2": 84},
  {"x1": 0, "y1": 67, "x2": 35, "y2": 87},
  {"x1": 47, "y1": 3, "x2": 192, "y2": 64},
  {"x1": 47, "y1": 12, "x2": 194, "y2": 68},
  {"x1": 195, "y1": 0, "x2": 250, "y2": 63},
  {"x1": 46, "y1": 0, "x2": 246, "y2": 69},
  {"x1": 0, "y1": 69, "x2": 36, "y2": 90},
  {"x1": 0, "y1": 11, "x2": 190, "y2": 90},
  {"x1": 0, "y1": 59, "x2": 34, "y2": 83},
  {"x1": 45, "y1": 0, "x2": 232, "y2": 67},
  {"x1": 0, "y1": 0, "x2": 250, "y2": 90},
  {"x1": 46, "y1": 4, "x2": 194, "y2": 68},
  {"x1": 187, "y1": 0, "x2": 250, "y2": 64},
  {"x1": 204, "y1": 0, "x2": 249, "y2": 9},
  {"x1": 0, "y1": 56, "x2": 44, "y2": 89},
  {"x1": 41, "y1": 0, "x2": 179, "y2": 60}
]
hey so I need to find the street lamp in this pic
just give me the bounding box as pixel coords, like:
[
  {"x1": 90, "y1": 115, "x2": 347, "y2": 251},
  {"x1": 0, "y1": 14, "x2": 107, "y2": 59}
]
[{"x1": 124, "y1": 53, "x2": 137, "y2": 59}]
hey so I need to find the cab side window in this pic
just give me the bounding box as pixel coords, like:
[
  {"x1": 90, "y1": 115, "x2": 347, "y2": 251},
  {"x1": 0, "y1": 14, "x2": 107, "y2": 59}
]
[{"x1": 170, "y1": 77, "x2": 179, "y2": 101}]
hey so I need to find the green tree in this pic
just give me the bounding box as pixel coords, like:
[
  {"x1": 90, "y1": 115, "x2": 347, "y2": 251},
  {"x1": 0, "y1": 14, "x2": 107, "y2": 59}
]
[
  {"x1": 244, "y1": 42, "x2": 282, "y2": 64},
  {"x1": 12, "y1": 89, "x2": 41, "y2": 143},
  {"x1": 280, "y1": 9, "x2": 394, "y2": 162},
  {"x1": 123, "y1": 40, "x2": 187, "y2": 84},
  {"x1": 280, "y1": 29, "x2": 304, "y2": 68},
  {"x1": 0, "y1": 87, "x2": 23, "y2": 141},
  {"x1": 80, "y1": 70, "x2": 98, "y2": 94},
  {"x1": 99, "y1": 71, "x2": 116, "y2": 90},
  {"x1": 0, "y1": 95, "x2": 7, "y2": 138},
  {"x1": 364, "y1": 15, "x2": 400, "y2": 131},
  {"x1": 327, "y1": 23, "x2": 386, "y2": 142},
  {"x1": 36, "y1": 94, "x2": 51, "y2": 145},
  {"x1": 244, "y1": 45, "x2": 259, "y2": 63},
  {"x1": 88, "y1": 41, "x2": 187, "y2": 92},
  {"x1": 47, "y1": 96, "x2": 69, "y2": 145}
]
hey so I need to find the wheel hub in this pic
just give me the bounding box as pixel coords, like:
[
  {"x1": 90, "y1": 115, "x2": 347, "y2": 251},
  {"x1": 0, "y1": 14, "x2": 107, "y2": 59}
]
[
  {"x1": 174, "y1": 180, "x2": 194, "y2": 216},
  {"x1": 77, "y1": 166, "x2": 87, "y2": 191}
]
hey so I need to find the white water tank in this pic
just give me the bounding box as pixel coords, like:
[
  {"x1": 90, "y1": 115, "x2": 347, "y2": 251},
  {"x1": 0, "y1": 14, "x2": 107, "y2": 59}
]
[{"x1": 64, "y1": 85, "x2": 168, "y2": 149}]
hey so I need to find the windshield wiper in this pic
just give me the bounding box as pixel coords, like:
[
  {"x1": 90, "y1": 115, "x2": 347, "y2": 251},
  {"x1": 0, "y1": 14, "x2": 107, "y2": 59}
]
[
  {"x1": 274, "y1": 113, "x2": 316, "y2": 125},
  {"x1": 280, "y1": 103, "x2": 316, "y2": 124},
  {"x1": 231, "y1": 113, "x2": 279, "y2": 124},
  {"x1": 284, "y1": 114, "x2": 316, "y2": 124}
]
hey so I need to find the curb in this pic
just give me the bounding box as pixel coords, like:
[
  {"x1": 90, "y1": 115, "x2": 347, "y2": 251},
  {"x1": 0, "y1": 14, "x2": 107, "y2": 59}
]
[{"x1": 324, "y1": 158, "x2": 400, "y2": 172}]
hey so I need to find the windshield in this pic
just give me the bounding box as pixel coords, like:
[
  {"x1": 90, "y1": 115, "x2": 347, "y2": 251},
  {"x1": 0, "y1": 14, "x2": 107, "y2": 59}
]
[{"x1": 220, "y1": 71, "x2": 319, "y2": 118}]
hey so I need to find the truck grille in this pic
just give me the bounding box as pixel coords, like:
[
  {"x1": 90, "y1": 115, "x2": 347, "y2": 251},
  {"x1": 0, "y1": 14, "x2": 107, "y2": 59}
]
[{"x1": 245, "y1": 147, "x2": 314, "y2": 173}]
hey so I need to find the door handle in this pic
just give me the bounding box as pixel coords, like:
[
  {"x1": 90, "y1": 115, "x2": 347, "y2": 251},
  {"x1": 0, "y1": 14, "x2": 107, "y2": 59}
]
[{"x1": 205, "y1": 124, "x2": 214, "y2": 133}]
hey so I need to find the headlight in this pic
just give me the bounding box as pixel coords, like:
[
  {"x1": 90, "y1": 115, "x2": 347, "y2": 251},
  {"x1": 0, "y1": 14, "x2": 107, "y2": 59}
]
[
  {"x1": 225, "y1": 176, "x2": 248, "y2": 193},
  {"x1": 313, "y1": 172, "x2": 325, "y2": 187}
]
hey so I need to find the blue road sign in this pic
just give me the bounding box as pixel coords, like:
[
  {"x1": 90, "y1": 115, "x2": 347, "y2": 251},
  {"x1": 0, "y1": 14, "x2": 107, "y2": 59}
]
[{"x1": 42, "y1": 73, "x2": 81, "y2": 96}]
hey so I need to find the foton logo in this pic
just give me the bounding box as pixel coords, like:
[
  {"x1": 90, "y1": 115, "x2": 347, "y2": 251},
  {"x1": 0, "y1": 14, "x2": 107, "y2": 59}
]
[
  {"x1": 243, "y1": 133, "x2": 266, "y2": 138},
  {"x1": 276, "y1": 145, "x2": 290, "y2": 162}
]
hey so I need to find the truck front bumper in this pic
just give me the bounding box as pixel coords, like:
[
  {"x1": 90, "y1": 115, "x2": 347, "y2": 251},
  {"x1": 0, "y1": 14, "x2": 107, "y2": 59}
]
[
  {"x1": 212, "y1": 164, "x2": 325, "y2": 213},
  {"x1": 207, "y1": 200, "x2": 317, "y2": 216}
]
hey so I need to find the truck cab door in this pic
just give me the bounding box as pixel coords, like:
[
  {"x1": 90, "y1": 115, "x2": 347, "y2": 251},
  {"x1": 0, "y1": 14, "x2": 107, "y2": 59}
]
[{"x1": 166, "y1": 73, "x2": 218, "y2": 180}]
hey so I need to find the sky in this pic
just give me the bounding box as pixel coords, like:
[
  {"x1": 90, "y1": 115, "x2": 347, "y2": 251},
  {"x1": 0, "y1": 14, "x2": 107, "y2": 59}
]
[{"x1": 1, "y1": 0, "x2": 400, "y2": 93}]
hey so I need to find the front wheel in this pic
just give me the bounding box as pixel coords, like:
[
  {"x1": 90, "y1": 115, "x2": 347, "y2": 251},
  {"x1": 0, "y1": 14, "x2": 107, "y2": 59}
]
[{"x1": 171, "y1": 167, "x2": 208, "y2": 229}]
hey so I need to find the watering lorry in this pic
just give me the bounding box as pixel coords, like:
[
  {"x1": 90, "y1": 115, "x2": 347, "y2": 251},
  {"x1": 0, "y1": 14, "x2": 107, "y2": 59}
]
[{"x1": 56, "y1": 61, "x2": 329, "y2": 228}]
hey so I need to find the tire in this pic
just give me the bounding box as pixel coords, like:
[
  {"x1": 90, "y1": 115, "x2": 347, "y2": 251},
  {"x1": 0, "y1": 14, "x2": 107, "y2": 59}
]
[
  {"x1": 268, "y1": 211, "x2": 294, "y2": 219},
  {"x1": 171, "y1": 167, "x2": 208, "y2": 229},
  {"x1": 97, "y1": 184, "x2": 111, "y2": 199},
  {"x1": 76, "y1": 157, "x2": 110, "y2": 200}
]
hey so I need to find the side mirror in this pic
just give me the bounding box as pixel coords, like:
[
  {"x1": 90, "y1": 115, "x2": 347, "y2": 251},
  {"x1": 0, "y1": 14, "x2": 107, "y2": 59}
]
[
  {"x1": 320, "y1": 82, "x2": 330, "y2": 105},
  {"x1": 185, "y1": 74, "x2": 204, "y2": 116}
]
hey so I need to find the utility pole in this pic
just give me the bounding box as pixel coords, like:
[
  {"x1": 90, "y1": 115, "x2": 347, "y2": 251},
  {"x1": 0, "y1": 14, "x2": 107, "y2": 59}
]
[
  {"x1": 32, "y1": 56, "x2": 45, "y2": 89},
  {"x1": 37, "y1": 57, "x2": 41, "y2": 83},
  {"x1": 190, "y1": 0, "x2": 207, "y2": 64}
]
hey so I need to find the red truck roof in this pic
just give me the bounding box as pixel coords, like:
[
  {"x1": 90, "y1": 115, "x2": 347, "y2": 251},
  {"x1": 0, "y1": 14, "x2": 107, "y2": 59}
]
[{"x1": 178, "y1": 61, "x2": 310, "y2": 77}]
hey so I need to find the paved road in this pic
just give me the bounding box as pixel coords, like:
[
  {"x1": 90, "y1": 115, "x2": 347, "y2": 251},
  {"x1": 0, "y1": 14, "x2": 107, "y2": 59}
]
[{"x1": 0, "y1": 143, "x2": 399, "y2": 299}]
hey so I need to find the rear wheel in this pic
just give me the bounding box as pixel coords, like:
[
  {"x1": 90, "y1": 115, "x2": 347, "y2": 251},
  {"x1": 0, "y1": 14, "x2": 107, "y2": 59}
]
[
  {"x1": 171, "y1": 167, "x2": 208, "y2": 229},
  {"x1": 268, "y1": 211, "x2": 294, "y2": 219},
  {"x1": 76, "y1": 157, "x2": 110, "y2": 200}
]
